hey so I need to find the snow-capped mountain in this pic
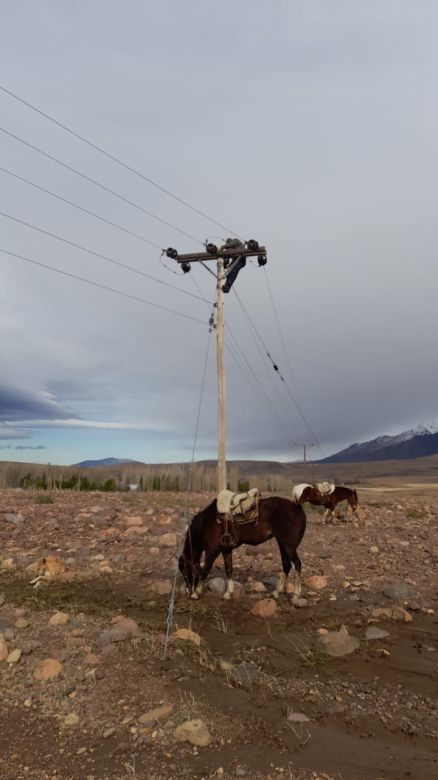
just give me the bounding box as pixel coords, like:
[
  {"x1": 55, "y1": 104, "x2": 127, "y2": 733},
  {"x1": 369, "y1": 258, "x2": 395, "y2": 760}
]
[{"x1": 322, "y1": 422, "x2": 438, "y2": 464}]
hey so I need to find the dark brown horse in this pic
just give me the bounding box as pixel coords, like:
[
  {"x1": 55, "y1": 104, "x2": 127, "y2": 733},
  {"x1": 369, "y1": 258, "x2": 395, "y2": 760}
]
[{"x1": 179, "y1": 496, "x2": 306, "y2": 602}]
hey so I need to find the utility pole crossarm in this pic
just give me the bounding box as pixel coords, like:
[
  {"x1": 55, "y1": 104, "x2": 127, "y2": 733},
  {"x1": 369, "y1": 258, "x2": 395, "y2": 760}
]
[{"x1": 173, "y1": 246, "x2": 267, "y2": 264}]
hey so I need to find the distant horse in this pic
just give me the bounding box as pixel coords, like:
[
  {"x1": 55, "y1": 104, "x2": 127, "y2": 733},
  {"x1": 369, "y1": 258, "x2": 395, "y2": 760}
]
[
  {"x1": 292, "y1": 483, "x2": 359, "y2": 523},
  {"x1": 179, "y1": 497, "x2": 306, "y2": 602},
  {"x1": 319, "y1": 486, "x2": 358, "y2": 523}
]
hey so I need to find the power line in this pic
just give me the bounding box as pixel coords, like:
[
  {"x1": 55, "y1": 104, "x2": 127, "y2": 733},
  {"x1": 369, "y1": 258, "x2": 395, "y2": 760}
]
[
  {"x1": 233, "y1": 288, "x2": 326, "y2": 458},
  {"x1": 0, "y1": 210, "x2": 210, "y2": 305},
  {"x1": 0, "y1": 247, "x2": 206, "y2": 325},
  {"x1": 0, "y1": 166, "x2": 162, "y2": 249},
  {"x1": 262, "y1": 266, "x2": 299, "y2": 393},
  {"x1": 0, "y1": 125, "x2": 202, "y2": 245},
  {"x1": 0, "y1": 83, "x2": 240, "y2": 238},
  {"x1": 188, "y1": 272, "x2": 299, "y2": 450},
  {"x1": 229, "y1": 296, "x2": 299, "y2": 448}
]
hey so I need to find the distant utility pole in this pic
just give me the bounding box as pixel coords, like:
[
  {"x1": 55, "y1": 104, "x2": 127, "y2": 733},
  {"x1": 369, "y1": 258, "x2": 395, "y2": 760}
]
[{"x1": 166, "y1": 239, "x2": 267, "y2": 492}]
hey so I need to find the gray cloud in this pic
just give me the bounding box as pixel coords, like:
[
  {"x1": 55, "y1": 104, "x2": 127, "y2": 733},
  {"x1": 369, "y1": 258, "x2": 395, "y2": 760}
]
[
  {"x1": 0, "y1": 2, "x2": 437, "y2": 463},
  {"x1": 0, "y1": 384, "x2": 73, "y2": 422}
]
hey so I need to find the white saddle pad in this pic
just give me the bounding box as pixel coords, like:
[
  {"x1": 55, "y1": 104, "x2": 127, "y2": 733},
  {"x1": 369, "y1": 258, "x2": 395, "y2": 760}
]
[{"x1": 217, "y1": 488, "x2": 260, "y2": 516}]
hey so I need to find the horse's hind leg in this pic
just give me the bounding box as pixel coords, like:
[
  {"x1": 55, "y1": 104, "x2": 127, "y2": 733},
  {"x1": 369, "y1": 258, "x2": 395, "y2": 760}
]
[
  {"x1": 222, "y1": 549, "x2": 234, "y2": 599},
  {"x1": 290, "y1": 552, "x2": 302, "y2": 602},
  {"x1": 273, "y1": 541, "x2": 291, "y2": 598}
]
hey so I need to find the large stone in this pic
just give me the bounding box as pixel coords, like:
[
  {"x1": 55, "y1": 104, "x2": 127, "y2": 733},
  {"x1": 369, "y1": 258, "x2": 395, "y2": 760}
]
[
  {"x1": 251, "y1": 599, "x2": 277, "y2": 619},
  {"x1": 174, "y1": 719, "x2": 212, "y2": 747},
  {"x1": 159, "y1": 533, "x2": 177, "y2": 547},
  {"x1": 304, "y1": 575, "x2": 328, "y2": 590},
  {"x1": 139, "y1": 704, "x2": 173, "y2": 725},
  {"x1": 315, "y1": 625, "x2": 360, "y2": 657},
  {"x1": 173, "y1": 628, "x2": 201, "y2": 646},
  {"x1": 207, "y1": 577, "x2": 226, "y2": 596},
  {"x1": 98, "y1": 616, "x2": 140, "y2": 646},
  {"x1": 34, "y1": 658, "x2": 63, "y2": 681},
  {"x1": 383, "y1": 581, "x2": 416, "y2": 602}
]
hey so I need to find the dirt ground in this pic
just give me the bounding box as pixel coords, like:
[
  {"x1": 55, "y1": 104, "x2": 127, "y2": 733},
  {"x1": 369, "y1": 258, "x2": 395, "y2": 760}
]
[{"x1": 0, "y1": 488, "x2": 437, "y2": 780}]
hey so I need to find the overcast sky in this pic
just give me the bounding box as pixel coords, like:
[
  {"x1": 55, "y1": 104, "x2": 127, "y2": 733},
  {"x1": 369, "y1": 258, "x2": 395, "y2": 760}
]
[{"x1": 1, "y1": 1, "x2": 437, "y2": 466}]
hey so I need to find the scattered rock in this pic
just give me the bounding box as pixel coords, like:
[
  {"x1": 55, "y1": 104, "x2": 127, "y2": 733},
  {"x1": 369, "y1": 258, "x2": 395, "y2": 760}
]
[
  {"x1": 207, "y1": 577, "x2": 226, "y2": 596},
  {"x1": 123, "y1": 516, "x2": 143, "y2": 527},
  {"x1": 174, "y1": 719, "x2": 212, "y2": 747},
  {"x1": 3, "y1": 513, "x2": 24, "y2": 526},
  {"x1": 15, "y1": 618, "x2": 30, "y2": 629},
  {"x1": 370, "y1": 546, "x2": 380, "y2": 554},
  {"x1": 139, "y1": 704, "x2": 173, "y2": 725},
  {"x1": 0, "y1": 634, "x2": 8, "y2": 661},
  {"x1": 103, "y1": 727, "x2": 116, "y2": 738},
  {"x1": 7, "y1": 648, "x2": 22, "y2": 664},
  {"x1": 372, "y1": 606, "x2": 413, "y2": 623},
  {"x1": 383, "y1": 580, "x2": 416, "y2": 601},
  {"x1": 218, "y1": 658, "x2": 234, "y2": 672},
  {"x1": 48, "y1": 611, "x2": 69, "y2": 627},
  {"x1": 173, "y1": 628, "x2": 201, "y2": 646},
  {"x1": 293, "y1": 598, "x2": 309, "y2": 608},
  {"x1": 34, "y1": 658, "x2": 63, "y2": 681},
  {"x1": 365, "y1": 627, "x2": 390, "y2": 641},
  {"x1": 315, "y1": 625, "x2": 360, "y2": 657},
  {"x1": 64, "y1": 713, "x2": 80, "y2": 727},
  {"x1": 0, "y1": 593, "x2": 6, "y2": 607},
  {"x1": 304, "y1": 575, "x2": 328, "y2": 590},
  {"x1": 159, "y1": 533, "x2": 177, "y2": 547},
  {"x1": 98, "y1": 616, "x2": 141, "y2": 646},
  {"x1": 287, "y1": 712, "x2": 310, "y2": 723},
  {"x1": 251, "y1": 599, "x2": 277, "y2": 619},
  {"x1": 250, "y1": 581, "x2": 266, "y2": 593},
  {"x1": 151, "y1": 580, "x2": 172, "y2": 596}
]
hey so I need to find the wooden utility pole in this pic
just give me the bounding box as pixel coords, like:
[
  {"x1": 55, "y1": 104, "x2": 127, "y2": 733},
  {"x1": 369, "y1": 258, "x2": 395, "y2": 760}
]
[
  {"x1": 216, "y1": 260, "x2": 227, "y2": 492},
  {"x1": 166, "y1": 240, "x2": 267, "y2": 494}
]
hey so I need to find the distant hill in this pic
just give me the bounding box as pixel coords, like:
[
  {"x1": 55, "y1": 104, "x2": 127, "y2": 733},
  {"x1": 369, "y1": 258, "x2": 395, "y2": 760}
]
[
  {"x1": 322, "y1": 423, "x2": 438, "y2": 463},
  {"x1": 73, "y1": 457, "x2": 144, "y2": 468}
]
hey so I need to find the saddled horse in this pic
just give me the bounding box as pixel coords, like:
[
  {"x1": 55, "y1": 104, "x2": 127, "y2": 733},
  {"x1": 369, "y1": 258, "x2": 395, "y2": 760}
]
[
  {"x1": 292, "y1": 482, "x2": 358, "y2": 523},
  {"x1": 319, "y1": 485, "x2": 358, "y2": 523},
  {"x1": 179, "y1": 496, "x2": 306, "y2": 602}
]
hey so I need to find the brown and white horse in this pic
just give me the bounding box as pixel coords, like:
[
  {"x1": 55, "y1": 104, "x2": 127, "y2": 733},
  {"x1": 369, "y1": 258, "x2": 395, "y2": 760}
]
[{"x1": 292, "y1": 482, "x2": 359, "y2": 523}]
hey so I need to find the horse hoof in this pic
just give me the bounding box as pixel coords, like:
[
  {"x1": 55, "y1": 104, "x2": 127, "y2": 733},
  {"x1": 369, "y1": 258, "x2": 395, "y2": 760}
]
[
  {"x1": 190, "y1": 592, "x2": 199, "y2": 600},
  {"x1": 272, "y1": 591, "x2": 279, "y2": 599},
  {"x1": 223, "y1": 592, "x2": 231, "y2": 600}
]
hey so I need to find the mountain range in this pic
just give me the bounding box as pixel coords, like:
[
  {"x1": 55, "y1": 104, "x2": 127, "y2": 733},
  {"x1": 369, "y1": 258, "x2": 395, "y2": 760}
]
[
  {"x1": 73, "y1": 457, "x2": 141, "y2": 468},
  {"x1": 321, "y1": 423, "x2": 438, "y2": 463}
]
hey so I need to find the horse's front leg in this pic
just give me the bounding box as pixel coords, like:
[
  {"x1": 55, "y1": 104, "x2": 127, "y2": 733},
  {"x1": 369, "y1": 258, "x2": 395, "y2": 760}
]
[
  {"x1": 193, "y1": 546, "x2": 220, "y2": 598},
  {"x1": 222, "y1": 549, "x2": 234, "y2": 599}
]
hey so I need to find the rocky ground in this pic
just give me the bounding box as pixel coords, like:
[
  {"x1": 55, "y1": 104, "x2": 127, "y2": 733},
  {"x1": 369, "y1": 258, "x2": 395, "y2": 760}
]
[{"x1": 0, "y1": 488, "x2": 437, "y2": 780}]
